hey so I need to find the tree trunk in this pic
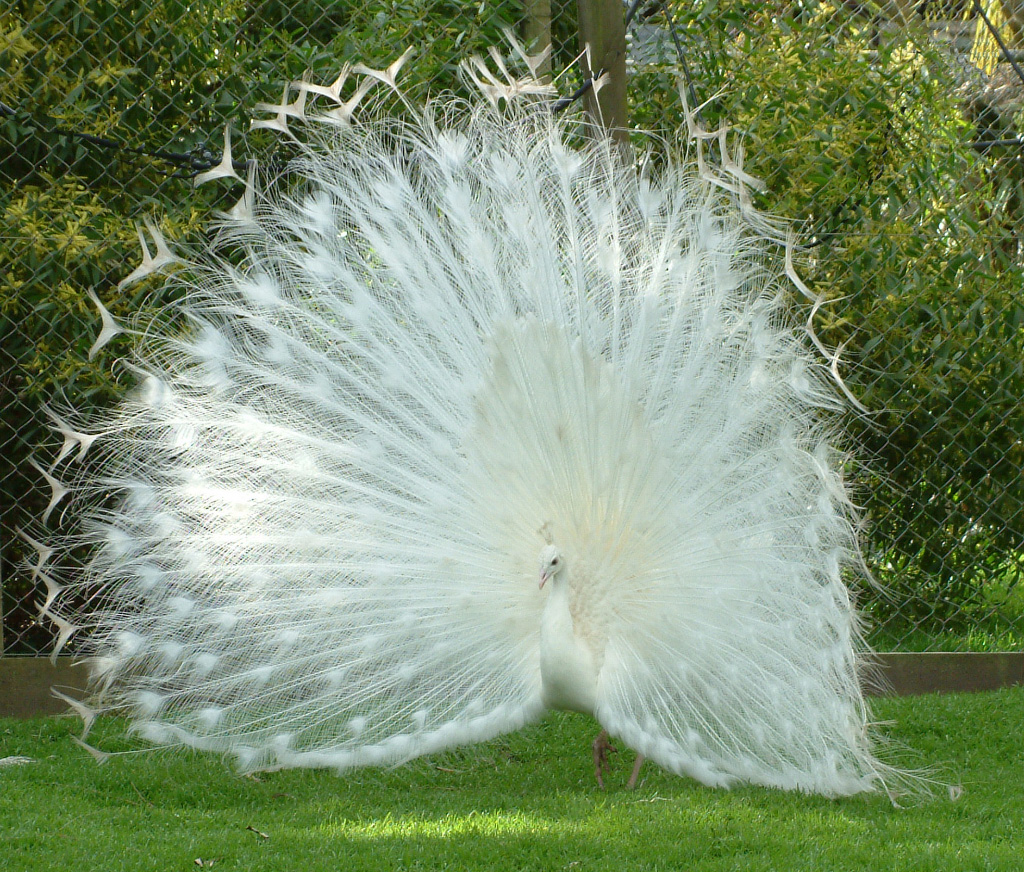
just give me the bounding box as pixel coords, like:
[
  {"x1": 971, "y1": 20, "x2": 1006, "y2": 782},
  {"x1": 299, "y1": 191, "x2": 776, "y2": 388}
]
[
  {"x1": 522, "y1": 0, "x2": 553, "y2": 80},
  {"x1": 576, "y1": 0, "x2": 629, "y2": 149}
]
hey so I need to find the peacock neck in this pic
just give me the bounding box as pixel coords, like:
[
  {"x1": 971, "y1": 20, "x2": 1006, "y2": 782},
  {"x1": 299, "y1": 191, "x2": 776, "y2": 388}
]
[{"x1": 539, "y1": 569, "x2": 599, "y2": 715}]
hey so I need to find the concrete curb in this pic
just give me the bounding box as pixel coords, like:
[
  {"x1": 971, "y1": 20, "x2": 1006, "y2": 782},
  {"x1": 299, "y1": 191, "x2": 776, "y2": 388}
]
[{"x1": 2, "y1": 653, "x2": 1022, "y2": 719}]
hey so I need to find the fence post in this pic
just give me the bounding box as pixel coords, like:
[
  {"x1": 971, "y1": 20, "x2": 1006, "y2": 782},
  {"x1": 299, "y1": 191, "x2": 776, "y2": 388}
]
[
  {"x1": 576, "y1": 0, "x2": 629, "y2": 148},
  {"x1": 522, "y1": 0, "x2": 553, "y2": 80}
]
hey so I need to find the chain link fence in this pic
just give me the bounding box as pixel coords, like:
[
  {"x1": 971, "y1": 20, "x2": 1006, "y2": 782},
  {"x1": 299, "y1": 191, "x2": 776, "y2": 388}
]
[{"x1": 2, "y1": 0, "x2": 1022, "y2": 656}]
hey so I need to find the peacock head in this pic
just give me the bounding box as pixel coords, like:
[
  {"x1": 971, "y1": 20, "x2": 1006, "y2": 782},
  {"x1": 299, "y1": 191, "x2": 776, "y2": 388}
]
[{"x1": 538, "y1": 545, "x2": 565, "y2": 590}]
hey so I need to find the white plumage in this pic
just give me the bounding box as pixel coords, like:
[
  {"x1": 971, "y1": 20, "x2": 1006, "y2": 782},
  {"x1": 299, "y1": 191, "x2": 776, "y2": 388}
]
[{"x1": 38, "y1": 53, "x2": 893, "y2": 796}]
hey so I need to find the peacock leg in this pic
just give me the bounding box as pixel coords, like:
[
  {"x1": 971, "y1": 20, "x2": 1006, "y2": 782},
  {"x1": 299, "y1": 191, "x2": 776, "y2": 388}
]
[
  {"x1": 626, "y1": 753, "x2": 645, "y2": 790},
  {"x1": 591, "y1": 729, "x2": 617, "y2": 788}
]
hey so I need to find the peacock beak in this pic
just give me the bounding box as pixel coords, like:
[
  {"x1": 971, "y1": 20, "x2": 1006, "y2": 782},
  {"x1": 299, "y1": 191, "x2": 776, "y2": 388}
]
[{"x1": 538, "y1": 570, "x2": 549, "y2": 590}]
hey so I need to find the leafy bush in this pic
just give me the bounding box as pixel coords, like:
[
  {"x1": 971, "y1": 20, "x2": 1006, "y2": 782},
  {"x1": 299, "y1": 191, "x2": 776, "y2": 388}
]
[
  {"x1": 0, "y1": 0, "x2": 523, "y2": 652},
  {"x1": 627, "y1": 0, "x2": 1024, "y2": 643},
  {"x1": 3, "y1": 0, "x2": 1022, "y2": 651}
]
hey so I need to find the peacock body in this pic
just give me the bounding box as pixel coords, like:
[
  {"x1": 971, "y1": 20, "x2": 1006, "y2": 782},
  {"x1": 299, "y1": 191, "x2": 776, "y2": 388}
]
[{"x1": 37, "y1": 53, "x2": 892, "y2": 796}]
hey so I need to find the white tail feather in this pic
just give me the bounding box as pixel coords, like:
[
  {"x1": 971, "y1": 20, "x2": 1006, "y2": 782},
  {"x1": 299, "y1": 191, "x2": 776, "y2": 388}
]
[{"x1": 38, "y1": 54, "x2": 903, "y2": 796}]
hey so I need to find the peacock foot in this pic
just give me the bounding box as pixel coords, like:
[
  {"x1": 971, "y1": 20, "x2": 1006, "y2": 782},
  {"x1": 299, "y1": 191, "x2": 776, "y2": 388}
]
[{"x1": 591, "y1": 729, "x2": 617, "y2": 789}]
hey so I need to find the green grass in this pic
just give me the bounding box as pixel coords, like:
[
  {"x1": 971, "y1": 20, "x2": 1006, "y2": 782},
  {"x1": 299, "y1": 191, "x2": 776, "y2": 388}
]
[
  {"x1": 3, "y1": 689, "x2": 1023, "y2": 871},
  {"x1": 869, "y1": 625, "x2": 1024, "y2": 652}
]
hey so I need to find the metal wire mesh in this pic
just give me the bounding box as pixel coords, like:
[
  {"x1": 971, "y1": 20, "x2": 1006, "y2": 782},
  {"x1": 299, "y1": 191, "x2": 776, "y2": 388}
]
[{"x1": 2, "y1": 0, "x2": 1022, "y2": 655}]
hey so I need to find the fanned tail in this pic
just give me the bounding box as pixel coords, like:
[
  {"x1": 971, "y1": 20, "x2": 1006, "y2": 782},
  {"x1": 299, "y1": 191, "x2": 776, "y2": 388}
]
[{"x1": 35, "y1": 49, "x2": 903, "y2": 794}]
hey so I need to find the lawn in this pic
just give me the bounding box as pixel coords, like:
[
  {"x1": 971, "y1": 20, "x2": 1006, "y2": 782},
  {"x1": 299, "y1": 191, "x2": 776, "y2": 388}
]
[{"x1": 2, "y1": 689, "x2": 1022, "y2": 871}]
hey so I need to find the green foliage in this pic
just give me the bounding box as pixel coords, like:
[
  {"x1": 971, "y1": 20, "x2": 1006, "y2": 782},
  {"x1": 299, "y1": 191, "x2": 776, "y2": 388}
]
[
  {"x1": 3, "y1": 0, "x2": 1023, "y2": 651},
  {"x1": 5, "y1": 691, "x2": 1024, "y2": 870},
  {"x1": 628, "y1": 1, "x2": 1024, "y2": 644},
  {"x1": 0, "y1": 0, "x2": 527, "y2": 653}
]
